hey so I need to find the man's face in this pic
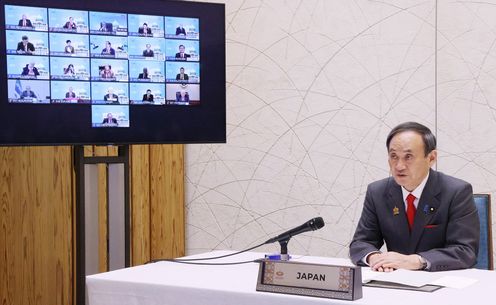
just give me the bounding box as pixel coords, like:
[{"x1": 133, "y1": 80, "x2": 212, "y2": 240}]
[
  {"x1": 180, "y1": 68, "x2": 184, "y2": 73},
  {"x1": 388, "y1": 131, "x2": 436, "y2": 192},
  {"x1": 23, "y1": 38, "x2": 28, "y2": 43},
  {"x1": 179, "y1": 45, "x2": 185, "y2": 53}
]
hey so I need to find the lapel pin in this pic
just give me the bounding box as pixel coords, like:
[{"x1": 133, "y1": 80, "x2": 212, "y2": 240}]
[
  {"x1": 393, "y1": 206, "x2": 399, "y2": 216},
  {"x1": 423, "y1": 204, "x2": 436, "y2": 214}
]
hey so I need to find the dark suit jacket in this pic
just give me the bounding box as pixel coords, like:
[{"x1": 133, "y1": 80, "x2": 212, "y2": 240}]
[
  {"x1": 104, "y1": 94, "x2": 119, "y2": 104},
  {"x1": 138, "y1": 27, "x2": 152, "y2": 34},
  {"x1": 349, "y1": 169, "x2": 479, "y2": 271},
  {"x1": 17, "y1": 42, "x2": 35, "y2": 53},
  {"x1": 101, "y1": 48, "x2": 115, "y2": 56},
  {"x1": 175, "y1": 52, "x2": 190, "y2": 59},
  {"x1": 176, "y1": 27, "x2": 186, "y2": 35},
  {"x1": 176, "y1": 73, "x2": 189, "y2": 81},
  {"x1": 142, "y1": 49, "x2": 154, "y2": 57},
  {"x1": 142, "y1": 94, "x2": 154, "y2": 102},
  {"x1": 18, "y1": 19, "x2": 32, "y2": 27},
  {"x1": 65, "y1": 92, "x2": 76, "y2": 98},
  {"x1": 102, "y1": 118, "x2": 118, "y2": 124},
  {"x1": 21, "y1": 66, "x2": 39, "y2": 76},
  {"x1": 63, "y1": 21, "x2": 77, "y2": 29}
]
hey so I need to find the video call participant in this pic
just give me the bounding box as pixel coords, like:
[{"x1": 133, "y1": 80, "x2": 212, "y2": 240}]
[
  {"x1": 63, "y1": 17, "x2": 77, "y2": 29},
  {"x1": 100, "y1": 64, "x2": 114, "y2": 79},
  {"x1": 21, "y1": 63, "x2": 40, "y2": 77},
  {"x1": 349, "y1": 122, "x2": 480, "y2": 272},
  {"x1": 176, "y1": 67, "x2": 189, "y2": 81},
  {"x1": 18, "y1": 14, "x2": 32, "y2": 28},
  {"x1": 64, "y1": 64, "x2": 75, "y2": 75},
  {"x1": 99, "y1": 22, "x2": 111, "y2": 32},
  {"x1": 65, "y1": 87, "x2": 76, "y2": 99},
  {"x1": 138, "y1": 23, "x2": 152, "y2": 35},
  {"x1": 142, "y1": 89, "x2": 154, "y2": 103},
  {"x1": 104, "y1": 88, "x2": 119, "y2": 104},
  {"x1": 65, "y1": 40, "x2": 75, "y2": 54},
  {"x1": 176, "y1": 90, "x2": 189, "y2": 103},
  {"x1": 16, "y1": 35, "x2": 35, "y2": 55},
  {"x1": 176, "y1": 24, "x2": 186, "y2": 36},
  {"x1": 142, "y1": 44, "x2": 154, "y2": 57},
  {"x1": 20, "y1": 86, "x2": 37, "y2": 99},
  {"x1": 101, "y1": 41, "x2": 115, "y2": 56},
  {"x1": 102, "y1": 113, "x2": 118, "y2": 125},
  {"x1": 175, "y1": 45, "x2": 190, "y2": 59},
  {"x1": 138, "y1": 68, "x2": 149, "y2": 79}
]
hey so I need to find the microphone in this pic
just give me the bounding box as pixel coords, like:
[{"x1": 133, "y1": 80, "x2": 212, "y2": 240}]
[{"x1": 265, "y1": 217, "x2": 325, "y2": 244}]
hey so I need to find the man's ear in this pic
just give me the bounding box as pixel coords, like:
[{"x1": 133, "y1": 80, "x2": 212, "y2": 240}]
[{"x1": 428, "y1": 150, "x2": 437, "y2": 166}]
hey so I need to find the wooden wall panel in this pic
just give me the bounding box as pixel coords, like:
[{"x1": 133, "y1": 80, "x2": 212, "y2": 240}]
[
  {"x1": 0, "y1": 144, "x2": 184, "y2": 304},
  {"x1": 150, "y1": 145, "x2": 185, "y2": 259},
  {"x1": 0, "y1": 146, "x2": 73, "y2": 305},
  {"x1": 130, "y1": 145, "x2": 151, "y2": 265}
]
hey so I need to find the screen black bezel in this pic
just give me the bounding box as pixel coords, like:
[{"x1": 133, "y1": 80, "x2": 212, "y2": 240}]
[{"x1": 0, "y1": 0, "x2": 226, "y2": 146}]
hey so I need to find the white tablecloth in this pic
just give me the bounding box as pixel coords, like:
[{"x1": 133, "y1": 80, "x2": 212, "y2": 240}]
[{"x1": 86, "y1": 251, "x2": 496, "y2": 305}]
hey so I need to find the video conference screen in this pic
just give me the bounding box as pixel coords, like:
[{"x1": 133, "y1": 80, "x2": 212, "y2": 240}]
[{"x1": 2, "y1": 1, "x2": 207, "y2": 132}]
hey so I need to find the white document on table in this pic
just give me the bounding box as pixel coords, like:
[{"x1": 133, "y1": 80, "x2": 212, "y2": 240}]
[{"x1": 362, "y1": 268, "x2": 478, "y2": 289}]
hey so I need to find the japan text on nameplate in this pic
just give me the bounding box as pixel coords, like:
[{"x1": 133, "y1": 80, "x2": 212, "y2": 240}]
[{"x1": 256, "y1": 259, "x2": 362, "y2": 300}]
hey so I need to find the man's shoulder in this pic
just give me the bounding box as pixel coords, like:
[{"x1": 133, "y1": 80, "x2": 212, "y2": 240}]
[
  {"x1": 368, "y1": 176, "x2": 394, "y2": 191},
  {"x1": 433, "y1": 170, "x2": 472, "y2": 190}
]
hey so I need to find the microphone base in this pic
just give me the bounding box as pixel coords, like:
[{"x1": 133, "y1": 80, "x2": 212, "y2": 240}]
[{"x1": 264, "y1": 253, "x2": 291, "y2": 261}]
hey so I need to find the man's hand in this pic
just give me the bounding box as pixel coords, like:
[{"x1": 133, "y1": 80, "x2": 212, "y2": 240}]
[{"x1": 369, "y1": 252, "x2": 423, "y2": 272}]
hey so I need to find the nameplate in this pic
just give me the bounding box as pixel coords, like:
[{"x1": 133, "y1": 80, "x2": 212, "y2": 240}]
[{"x1": 256, "y1": 259, "x2": 362, "y2": 300}]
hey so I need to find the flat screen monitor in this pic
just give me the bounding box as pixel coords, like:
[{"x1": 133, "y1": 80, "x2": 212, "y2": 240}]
[{"x1": 0, "y1": 0, "x2": 225, "y2": 145}]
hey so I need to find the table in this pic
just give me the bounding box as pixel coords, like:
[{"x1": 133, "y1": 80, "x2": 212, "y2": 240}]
[{"x1": 86, "y1": 251, "x2": 496, "y2": 305}]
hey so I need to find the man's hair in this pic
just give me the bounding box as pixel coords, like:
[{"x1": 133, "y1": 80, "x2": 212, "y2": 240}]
[
  {"x1": 22, "y1": 35, "x2": 28, "y2": 40},
  {"x1": 386, "y1": 122, "x2": 436, "y2": 156}
]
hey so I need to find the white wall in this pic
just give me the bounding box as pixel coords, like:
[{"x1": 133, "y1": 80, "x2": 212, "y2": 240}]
[{"x1": 185, "y1": 0, "x2": 496, "y2": 262}]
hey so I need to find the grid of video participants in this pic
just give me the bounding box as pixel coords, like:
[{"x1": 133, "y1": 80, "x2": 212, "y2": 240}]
[{"x1": 5, "y1": 5, "x2": 201, "y2": 128}]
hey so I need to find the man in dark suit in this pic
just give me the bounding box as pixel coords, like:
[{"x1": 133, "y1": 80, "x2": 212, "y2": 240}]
[
  {"x1": 349, "y1": 122, "x2": 479, "y2": 272},
  {"x1": 142, "y1": 44, "x2": 154, "y2": 57},
  {"x1": 175, "y1": 45, "x2": 190, "y2": 59},
  {"x1": 20, "y1": 86, "x2": 37, "y2": 99},
  {"x1": 175, "y1": 67, "x2": 189, "y2": 81},
  {"x1": 102, "y1": 113, "x2": 118, "y2": 125},
  {"x1": 142, "y1": 89, "x2": 154, "y2": 103},
  {"x1": 18, "y1": 14, "x2": 32, "y2": 27},
  {"x1": 176, "y1": 24, "x2": 186, "y2": 36},
  {"x1": 101, "y1": 41, "x2": 115, "y2": 56},
  {"x1": 16, "y1": 35, "x2": 35, "y2": 54},
  {"x1": 138, "y1": 23, "x2": 152, "y2": 35},
  {"x1": 138, "y1": 68, "x2": 149, "y2": 79},
  {"x1": 63, "y1": 17, "x2": 77, "y2": 29},
  {"x1": 103, "y1": 88, "x2": 119, "y2": 104}
]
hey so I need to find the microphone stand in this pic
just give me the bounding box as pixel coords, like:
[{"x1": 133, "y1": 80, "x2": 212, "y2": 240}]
[{"x1": 278, "y1": 238, "x2": 291, "y2": 261}]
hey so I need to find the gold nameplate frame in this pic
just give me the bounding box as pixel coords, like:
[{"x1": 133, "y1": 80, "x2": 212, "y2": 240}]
[{"x1": 256, "y1": 259, "x2": 362, "y2": 301}]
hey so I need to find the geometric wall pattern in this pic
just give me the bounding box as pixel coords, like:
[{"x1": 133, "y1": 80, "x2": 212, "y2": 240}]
[{"x1": 185, "y1": 0, "x2": 495, "y2": 263}]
